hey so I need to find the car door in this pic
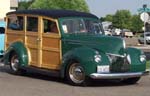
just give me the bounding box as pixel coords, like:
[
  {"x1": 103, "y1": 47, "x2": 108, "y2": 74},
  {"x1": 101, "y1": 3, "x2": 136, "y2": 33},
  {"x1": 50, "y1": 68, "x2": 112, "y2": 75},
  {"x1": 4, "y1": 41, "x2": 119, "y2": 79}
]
[
  {"x1": 26, "y1": 16, "x2": 41, "y2": 67},
  {"x1": 40, "y1": 18, "x2": 61, "y2": 70}
]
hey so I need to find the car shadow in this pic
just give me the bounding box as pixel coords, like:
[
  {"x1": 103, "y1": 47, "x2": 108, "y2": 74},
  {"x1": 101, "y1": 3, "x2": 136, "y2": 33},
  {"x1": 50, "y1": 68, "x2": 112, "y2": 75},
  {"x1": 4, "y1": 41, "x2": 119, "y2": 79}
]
[{"x1": 0, "y1": 65, "x2": 138, "y2": 87}]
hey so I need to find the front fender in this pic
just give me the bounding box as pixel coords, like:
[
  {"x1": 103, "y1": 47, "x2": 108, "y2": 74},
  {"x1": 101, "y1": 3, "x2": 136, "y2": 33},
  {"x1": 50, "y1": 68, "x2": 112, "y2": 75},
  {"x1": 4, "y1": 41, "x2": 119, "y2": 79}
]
[
  {"x1": 60, "y1": 47, "x2": 109, "y2": 78},
  {"x1": 3, "y1": 41, "x2": 28, "y2": 66},
  {"x1": 126, "y1": 47, "x2": 146, "y2": 72}
]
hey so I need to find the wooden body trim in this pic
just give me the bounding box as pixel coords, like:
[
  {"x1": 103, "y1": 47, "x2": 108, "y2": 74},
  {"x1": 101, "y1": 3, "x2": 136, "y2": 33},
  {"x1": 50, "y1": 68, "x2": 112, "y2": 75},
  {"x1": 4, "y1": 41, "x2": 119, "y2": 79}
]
[{"x1": 5, "y1": 14, "x2": 62, "y2": 71}]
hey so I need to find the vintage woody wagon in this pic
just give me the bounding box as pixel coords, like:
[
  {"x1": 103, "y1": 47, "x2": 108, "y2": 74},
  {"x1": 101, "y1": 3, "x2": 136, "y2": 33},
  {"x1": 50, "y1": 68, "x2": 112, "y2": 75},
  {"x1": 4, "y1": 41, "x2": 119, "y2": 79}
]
[{"x1": 3, "y1": 10, "x2": 147, "y2": 86}]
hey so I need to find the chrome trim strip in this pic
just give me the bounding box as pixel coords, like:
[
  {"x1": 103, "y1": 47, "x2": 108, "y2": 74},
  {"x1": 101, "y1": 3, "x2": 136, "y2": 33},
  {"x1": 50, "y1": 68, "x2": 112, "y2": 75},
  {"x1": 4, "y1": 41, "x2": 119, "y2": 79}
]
[
  {"x1": 90, "y1": 72, "x2": 148, "y2": 79},
  {"x1": 106, "y1": 53, "x2": 125, "y2": 58},
  {"x1": 62, "y1": 39, "x2": 96, "y2": 46}
]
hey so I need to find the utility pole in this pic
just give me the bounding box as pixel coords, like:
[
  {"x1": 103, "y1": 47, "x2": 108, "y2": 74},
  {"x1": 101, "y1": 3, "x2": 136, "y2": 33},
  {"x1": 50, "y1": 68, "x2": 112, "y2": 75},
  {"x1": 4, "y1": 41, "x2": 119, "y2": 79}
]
[{"x1": 143, "y1": 4, "x2": 147, "y2": 45}]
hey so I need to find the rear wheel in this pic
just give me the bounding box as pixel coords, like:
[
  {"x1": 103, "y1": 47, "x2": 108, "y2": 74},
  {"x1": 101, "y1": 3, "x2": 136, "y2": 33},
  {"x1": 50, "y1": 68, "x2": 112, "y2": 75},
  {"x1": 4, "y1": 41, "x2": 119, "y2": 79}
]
[
  {"x1": 121, "y1": 77, "x2": 141, "y2": 84},
  {"x1": 66, "y1": 62, "x2": 88, "y2": 86},
  {"x1": 10, "y1": 52, "x2": 25, "y2": 75}
]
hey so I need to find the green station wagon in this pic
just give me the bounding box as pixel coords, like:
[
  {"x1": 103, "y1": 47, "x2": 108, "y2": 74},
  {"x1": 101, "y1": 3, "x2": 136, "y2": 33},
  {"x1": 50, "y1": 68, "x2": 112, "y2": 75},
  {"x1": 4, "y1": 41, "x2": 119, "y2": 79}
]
[{"x1": 3, "y1": 9, "x2": 147, "y2": 86}]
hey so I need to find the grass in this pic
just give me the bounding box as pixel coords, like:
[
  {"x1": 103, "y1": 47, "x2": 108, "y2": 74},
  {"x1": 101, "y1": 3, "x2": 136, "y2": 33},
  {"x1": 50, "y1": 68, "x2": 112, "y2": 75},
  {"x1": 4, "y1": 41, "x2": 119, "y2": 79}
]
[{"x1": 146, "y1": 60, "x2": 150, "y2": 70}]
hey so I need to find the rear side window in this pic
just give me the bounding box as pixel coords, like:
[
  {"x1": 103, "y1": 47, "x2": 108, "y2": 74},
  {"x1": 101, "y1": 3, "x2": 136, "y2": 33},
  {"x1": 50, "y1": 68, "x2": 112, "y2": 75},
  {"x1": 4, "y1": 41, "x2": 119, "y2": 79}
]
[
  {"x1": 43, "y1": 19, "x2": 58, "y2": 33},
  {"x1": 7, "y1": 15, "x2": 24, "y2": 30},
  {"x1": 27, "y1": 17, "x2": 38, "y2": 32}
]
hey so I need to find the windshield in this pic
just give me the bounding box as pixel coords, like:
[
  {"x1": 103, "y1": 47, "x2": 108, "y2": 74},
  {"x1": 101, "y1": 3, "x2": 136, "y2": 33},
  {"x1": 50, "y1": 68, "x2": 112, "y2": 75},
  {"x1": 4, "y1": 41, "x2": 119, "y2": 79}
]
[{"x1": 61, "y1": 18, "x2": 103, "y2": 34}]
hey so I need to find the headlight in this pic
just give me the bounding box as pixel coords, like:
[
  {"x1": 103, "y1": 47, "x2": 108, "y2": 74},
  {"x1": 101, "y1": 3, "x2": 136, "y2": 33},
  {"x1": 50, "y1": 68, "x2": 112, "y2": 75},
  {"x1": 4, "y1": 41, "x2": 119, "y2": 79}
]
[
  {"x1": 94, "y1": 54, "x2": 101, "y2": 63},
  {"x1": 97, "y1": 65, "x2": 110, "y2": 73},
  {"x1": 140, "y1": 55, "x2": 146, "y2": 62}
]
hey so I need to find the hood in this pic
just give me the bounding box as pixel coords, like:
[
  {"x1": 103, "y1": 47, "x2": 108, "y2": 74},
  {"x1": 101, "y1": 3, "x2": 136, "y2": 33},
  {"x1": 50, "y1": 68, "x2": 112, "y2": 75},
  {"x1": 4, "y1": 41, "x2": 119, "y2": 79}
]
[{"x1": 63, "y1": 34, "x2": 125, "y2": 56}]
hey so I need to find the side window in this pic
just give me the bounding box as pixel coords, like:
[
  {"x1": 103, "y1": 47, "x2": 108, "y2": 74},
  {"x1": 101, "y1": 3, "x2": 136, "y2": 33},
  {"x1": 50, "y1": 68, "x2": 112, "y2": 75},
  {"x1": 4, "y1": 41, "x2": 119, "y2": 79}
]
[
  {"x1": 8, "y1": 15, "x2": 24, "y2": 30},
  {"x1": 62, "y1": 19, "x2": 86, "y2": 33},
  {"x1": 43, "y1": 19, "x2": 58, "y2": 33},
  {"x1": 27, "y1": 17, "x2": 38, "y2": 32}
]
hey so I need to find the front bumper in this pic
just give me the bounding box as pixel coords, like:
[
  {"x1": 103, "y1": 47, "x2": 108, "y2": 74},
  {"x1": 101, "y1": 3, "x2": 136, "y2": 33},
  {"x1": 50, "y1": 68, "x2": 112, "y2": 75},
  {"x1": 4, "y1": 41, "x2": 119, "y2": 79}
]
[{"x1": 90, "y1": 71, "x2": 149, "y2": 79}]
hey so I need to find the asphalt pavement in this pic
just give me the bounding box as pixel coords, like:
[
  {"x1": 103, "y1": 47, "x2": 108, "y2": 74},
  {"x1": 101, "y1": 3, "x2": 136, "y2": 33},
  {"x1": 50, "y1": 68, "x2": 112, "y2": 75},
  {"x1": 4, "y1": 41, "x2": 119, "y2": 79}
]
[{"x1": 0, "y1": 65, "x2": 149, "y2": 96}]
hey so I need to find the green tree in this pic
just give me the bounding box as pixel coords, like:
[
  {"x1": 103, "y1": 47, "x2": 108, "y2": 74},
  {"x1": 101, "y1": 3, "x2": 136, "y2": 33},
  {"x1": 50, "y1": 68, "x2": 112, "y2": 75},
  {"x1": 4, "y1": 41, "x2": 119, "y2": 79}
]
[
  {"x1": 131, "y1": 15, "x2": 143, "y2": 33},
  {"x1": 18, "y1": 0, "x2": 34, "y2": 10},
  {"x1": 100, "y1": 14, "x2": 113, "y2": 22},
  {"x1": 104, "y1": 14, "x2": 113, "y2": 22},
  {"x1": 29, "y1": 0, "x2": 89, "y2": 12},
  {"x1": 113, "y1": 10, "x2": 132, "y2": 29},
  {"x1": 100, "y1": 17, "x2": 105, "y2": 22}
]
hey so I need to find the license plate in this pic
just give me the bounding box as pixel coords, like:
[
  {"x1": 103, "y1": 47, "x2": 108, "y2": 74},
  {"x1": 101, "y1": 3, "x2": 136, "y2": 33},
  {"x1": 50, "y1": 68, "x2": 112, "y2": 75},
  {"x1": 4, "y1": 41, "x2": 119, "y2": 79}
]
[{"x1": 97, "y1": 65, "x2": 110, "y2": 73}]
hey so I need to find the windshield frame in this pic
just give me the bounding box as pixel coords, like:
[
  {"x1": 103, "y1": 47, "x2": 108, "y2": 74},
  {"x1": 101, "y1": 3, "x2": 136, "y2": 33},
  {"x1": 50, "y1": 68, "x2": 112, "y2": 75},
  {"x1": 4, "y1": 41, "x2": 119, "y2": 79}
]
[{"x1": 59, "y1": 17, "x2": 104, "y2": 35}]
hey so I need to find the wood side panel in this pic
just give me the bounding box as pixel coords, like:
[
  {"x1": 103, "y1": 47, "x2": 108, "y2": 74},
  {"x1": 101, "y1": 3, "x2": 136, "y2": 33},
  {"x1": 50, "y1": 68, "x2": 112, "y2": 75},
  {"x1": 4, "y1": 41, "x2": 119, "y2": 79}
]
[
  {"x1": 29, "y1": 48, "x2": 38, "y2": 66},
  {"x1": 5, "y1": 30, "x2": 25, "y2": 49},
  {"x1": 26, "y1": 36, "x2": 38, "y2": 45},
  {"x1": 41, "y1": 50, "x2": 60, "y2": 69},
  {"x1": 26, "y1": 34, "x2": 39, "y2": 67},
  {"x1": 42, "y1": 37, "x2": 60, "y2": 49},
  {"x1": 41, "y1": 33, "x2": 61, "y2": 70},
  {"x1": 6, "y1": 34, "x2": 24, "y2": 43}
]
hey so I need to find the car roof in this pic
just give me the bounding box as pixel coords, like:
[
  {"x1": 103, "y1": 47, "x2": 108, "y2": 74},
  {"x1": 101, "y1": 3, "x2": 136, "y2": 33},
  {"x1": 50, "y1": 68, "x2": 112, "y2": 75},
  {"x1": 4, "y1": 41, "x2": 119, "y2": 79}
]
[{"x1": 7, "y1": 9, "x2": 98, "y2": 19}]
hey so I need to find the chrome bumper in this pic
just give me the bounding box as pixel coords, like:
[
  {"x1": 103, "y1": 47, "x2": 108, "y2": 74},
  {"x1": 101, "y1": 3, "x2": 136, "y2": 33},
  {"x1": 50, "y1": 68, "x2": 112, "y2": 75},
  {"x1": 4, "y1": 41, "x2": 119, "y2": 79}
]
[{"x1": 90, "y1": 71, "x2": 149, "y2": 79}]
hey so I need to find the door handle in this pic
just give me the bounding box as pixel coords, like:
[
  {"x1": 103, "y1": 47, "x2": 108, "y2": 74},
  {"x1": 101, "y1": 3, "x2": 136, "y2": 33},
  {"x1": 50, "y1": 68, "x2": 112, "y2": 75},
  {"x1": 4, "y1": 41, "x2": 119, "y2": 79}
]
[{"x1": 37, "y1": 38, "x2": 41, "y2": 41}]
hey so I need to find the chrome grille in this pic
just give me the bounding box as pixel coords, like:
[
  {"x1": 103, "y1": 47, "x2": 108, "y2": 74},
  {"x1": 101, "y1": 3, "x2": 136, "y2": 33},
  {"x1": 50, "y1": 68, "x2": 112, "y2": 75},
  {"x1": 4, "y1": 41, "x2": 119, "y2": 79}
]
[{"x1": 107, "y1": 54, "x2": 130, "y2": 73}]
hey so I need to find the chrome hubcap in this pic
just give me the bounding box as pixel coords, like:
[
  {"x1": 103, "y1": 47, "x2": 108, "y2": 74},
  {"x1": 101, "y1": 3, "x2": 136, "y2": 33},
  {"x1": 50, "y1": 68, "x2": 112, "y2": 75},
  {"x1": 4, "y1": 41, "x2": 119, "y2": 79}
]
[
  {"x1": 69, "y1": 63, "x2": 85, "y2": 84},
  {"x1": 11, "y1": 55, "x2": 19, "y2": 71}
]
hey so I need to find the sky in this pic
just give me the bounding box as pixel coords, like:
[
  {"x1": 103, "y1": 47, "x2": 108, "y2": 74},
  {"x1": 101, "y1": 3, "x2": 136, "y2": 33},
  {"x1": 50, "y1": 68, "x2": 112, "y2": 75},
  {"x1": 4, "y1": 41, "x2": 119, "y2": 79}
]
[{"x1": 86, "y1": 0, "x2": 150, "y2": 17}]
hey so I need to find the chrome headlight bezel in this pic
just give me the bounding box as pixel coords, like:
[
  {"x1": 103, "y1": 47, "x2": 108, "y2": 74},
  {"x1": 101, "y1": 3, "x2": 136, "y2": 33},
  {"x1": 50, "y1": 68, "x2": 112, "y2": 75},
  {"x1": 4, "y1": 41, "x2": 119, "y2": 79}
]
[
  {"x1": 140, "y1": 55, "x2": 146, "y2": 63},
  {"x1": 94, "y1": 54, "x2": 101, "y2": 63}
]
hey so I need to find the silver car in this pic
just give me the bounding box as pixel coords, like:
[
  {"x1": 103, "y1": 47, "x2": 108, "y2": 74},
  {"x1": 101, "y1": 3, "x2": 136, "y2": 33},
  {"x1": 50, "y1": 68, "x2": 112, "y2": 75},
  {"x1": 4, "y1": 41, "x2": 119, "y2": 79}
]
[{"x1": 138, "y1": 32, "x2": 150, "y2": 44}]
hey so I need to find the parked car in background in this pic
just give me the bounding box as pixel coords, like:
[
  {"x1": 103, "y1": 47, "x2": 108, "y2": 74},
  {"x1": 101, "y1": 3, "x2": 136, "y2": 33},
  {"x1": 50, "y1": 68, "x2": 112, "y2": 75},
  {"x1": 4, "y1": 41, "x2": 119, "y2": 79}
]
[
  {"x1": 112, "y1": 28, "x2": 121, "y2": 36},
  {"x1": 121, "y1": 29, "x2": 133, "y2": 38},
  {"x1": 3, "y1": 10, "x2": 147, "y2": 86},
  {"x1": 104, "y1": 29, "x2": 112, "y2": 36},
  {"x1": 138, "y1": 32, "x2": 150, "y2": 44},
  {"x1": 0, "y1": 21, "x2": 5, "y2": 56}
]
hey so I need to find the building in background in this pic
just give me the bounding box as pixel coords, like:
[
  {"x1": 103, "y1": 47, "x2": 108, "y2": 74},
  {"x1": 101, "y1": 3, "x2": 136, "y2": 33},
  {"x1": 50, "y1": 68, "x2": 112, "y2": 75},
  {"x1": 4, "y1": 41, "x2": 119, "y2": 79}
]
[{"x1": 0, "y1": 0, "x2": 18, "y2": 21}]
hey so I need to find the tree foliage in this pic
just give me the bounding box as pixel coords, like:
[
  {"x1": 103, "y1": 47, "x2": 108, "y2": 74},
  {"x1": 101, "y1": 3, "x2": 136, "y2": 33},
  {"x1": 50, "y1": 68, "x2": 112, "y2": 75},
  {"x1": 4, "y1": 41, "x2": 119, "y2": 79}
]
[
  {"x1": 29, "y1": 0, "x2": 89, "y2": 12},
  {"x1": 101, "y1": 10, "x2": 143, "y2": 33},
  {"x1": 18, "y1": 0, "x2": 34, "y2": 10},
  {"x1": 113, "y1": 10, "x2": 132, "y2": 29},
  {"x1": 130, "y1": 15, "x2": 143, "y2": 32},
  {"x1": 100, "y1": 14, "x2": 113, "y2": 22}
]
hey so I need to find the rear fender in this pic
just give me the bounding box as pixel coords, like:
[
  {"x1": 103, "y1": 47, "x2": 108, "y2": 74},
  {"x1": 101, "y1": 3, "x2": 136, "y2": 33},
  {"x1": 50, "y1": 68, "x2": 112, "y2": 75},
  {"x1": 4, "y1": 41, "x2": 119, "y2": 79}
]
[{"x1": 3, "y1": 42, "x2": 28, "y2": 66}]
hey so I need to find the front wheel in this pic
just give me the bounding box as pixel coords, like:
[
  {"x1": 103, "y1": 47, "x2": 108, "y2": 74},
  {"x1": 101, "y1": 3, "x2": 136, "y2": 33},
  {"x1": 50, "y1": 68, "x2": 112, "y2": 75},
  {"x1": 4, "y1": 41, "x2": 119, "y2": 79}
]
[
  {"x1": 66, "y1": 62, "x2": 88, "y2": 86},
  {"x1": 121, "y1": 77, "x2": 141, "y2": 84}
]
